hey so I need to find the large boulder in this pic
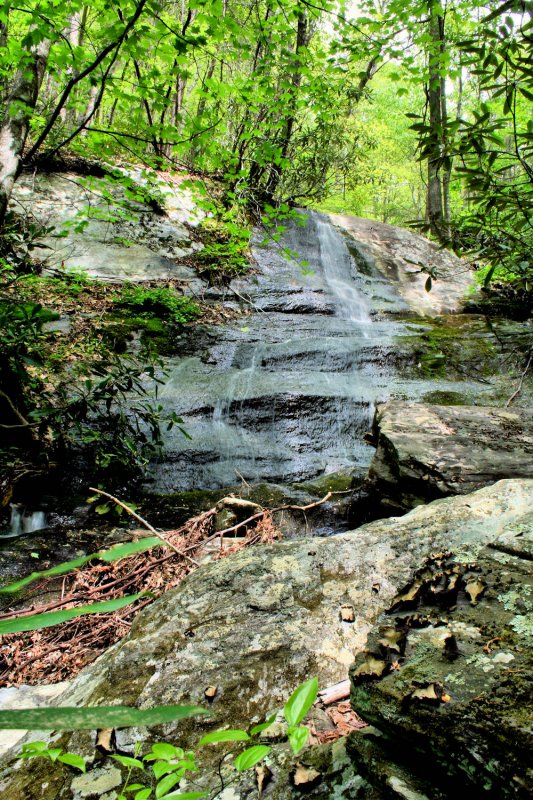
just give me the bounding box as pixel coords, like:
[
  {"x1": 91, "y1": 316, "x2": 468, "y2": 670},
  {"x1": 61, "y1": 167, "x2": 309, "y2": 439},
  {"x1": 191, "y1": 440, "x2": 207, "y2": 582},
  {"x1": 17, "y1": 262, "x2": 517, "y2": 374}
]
[
  {"x1": 349, "y1": 532, "x2": 533, "y2": 798},
  {"x1": 367, "y1": 402, "x2": 533, "y2": 512},
  {"x1": 11, "y1": 173, "x2": 202, "y2": 283},
  {"x1": 0, "y1": 480, "x2": 531, "y2": 799}
]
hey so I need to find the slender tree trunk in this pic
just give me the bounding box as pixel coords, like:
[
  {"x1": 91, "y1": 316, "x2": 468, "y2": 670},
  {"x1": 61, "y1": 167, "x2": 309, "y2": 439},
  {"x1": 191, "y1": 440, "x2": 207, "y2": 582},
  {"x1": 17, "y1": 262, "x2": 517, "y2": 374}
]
[
  {"x1": 441, "y1": 70, "x2": 451, "y2": 239},
  {"x1": 262, "y1": 11, "x2": 311, "y2": 203},
  {"x1": 0, "y1": 17, "x2": 9, "y2": 107},
  {"x1": 426, "y1": 1, "x2": 445, "y2": 239},
  {"x1": 0, "y1": 38, "x2": 51, "y2": 224}
]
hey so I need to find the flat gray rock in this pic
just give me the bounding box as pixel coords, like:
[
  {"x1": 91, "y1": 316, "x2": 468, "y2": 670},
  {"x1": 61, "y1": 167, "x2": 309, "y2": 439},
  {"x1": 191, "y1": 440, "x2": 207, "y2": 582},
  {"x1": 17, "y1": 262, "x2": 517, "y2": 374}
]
[
  {"x1": 368, "y1": 402, "x2": 533, "y2": 510},
  {"x1": 11, "y1": 173, "x2": 201, "y2": 282}
]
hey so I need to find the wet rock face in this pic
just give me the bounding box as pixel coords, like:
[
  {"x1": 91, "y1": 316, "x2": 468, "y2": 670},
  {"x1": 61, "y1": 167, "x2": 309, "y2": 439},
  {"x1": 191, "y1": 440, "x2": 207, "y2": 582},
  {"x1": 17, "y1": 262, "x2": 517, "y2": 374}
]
[
  {"x1": 0, "y1": 480, "x2": 531, "y2": 799},
  {"x1": 349, "y1": 533, "x2": 533, "y2": 799},
  {"x1": 367, "y1": 402, "x2": 533, "y2": 512},
  {"x1": 331, "y1": 215, "x2": 476, "y2": 316}
]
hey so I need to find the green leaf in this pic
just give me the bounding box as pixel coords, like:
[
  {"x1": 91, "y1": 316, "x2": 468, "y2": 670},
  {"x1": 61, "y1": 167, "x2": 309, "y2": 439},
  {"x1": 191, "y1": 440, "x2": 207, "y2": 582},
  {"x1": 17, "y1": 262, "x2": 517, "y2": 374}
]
[
  {"x1": 288, "y1": 725, "x2": 309, "y2": 754},
  {"x1": 283, "y1": 678, "x2": 318, "y2": 727},
  {"x1": 156, "y1": 774, "x2": 181, "y2": 798},
  {"x1": 0, "y1": 593, "x2": 153, "y2": 635},
  {"x1": 147, "y1": 743, "x2": 183, "y2": 761},
  {"x1": 249, "y1": 713, "x2": 277, "y2": 737},
  {"x1": 0, "y1": 704, "x2": 208, "y2": 730},
  {"x1": 57, "y1": 753, "x2": 87, "y2": 772},
  {"x1": 198, "y1": 729, "x2": 250, "y2": 746},
  {"x1": 21, "y1": 741, "x2": 48, "y2": 753},
  {"x1": 425, "y1": 276, "x2": 432, "y2": 293},
  {"x1": 135, "y1": 790, "x2": 152, "y2": 800},
  {"x1": 158, "y1": 794, "x2": 207, "y2": 800},
  {"x1": 234, "y1": 745, "x2": 271, "y2": 772},
  {"x1": 483, "y1": 265, "x2": 496, "y2": 287},
  {"x1": 0, "y1": 537, "x2": 160, "y2": 595}
]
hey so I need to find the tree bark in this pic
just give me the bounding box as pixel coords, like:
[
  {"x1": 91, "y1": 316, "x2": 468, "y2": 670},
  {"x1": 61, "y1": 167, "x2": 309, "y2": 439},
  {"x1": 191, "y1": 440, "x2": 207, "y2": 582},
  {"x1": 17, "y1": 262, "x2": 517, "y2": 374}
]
[
  {"x1": 426, "y1": 1, "x2": 445, "y2": 239},
  {"x1": 0, "y1": 38, "x2": 51, "y2": 225}
]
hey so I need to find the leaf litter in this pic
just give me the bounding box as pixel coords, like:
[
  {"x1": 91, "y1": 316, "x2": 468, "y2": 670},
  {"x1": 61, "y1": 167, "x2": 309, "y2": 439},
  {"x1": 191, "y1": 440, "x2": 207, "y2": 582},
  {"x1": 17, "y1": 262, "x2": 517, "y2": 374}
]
[{"x1": 0, "y1": 507, "x2": 280, "y2": 686}]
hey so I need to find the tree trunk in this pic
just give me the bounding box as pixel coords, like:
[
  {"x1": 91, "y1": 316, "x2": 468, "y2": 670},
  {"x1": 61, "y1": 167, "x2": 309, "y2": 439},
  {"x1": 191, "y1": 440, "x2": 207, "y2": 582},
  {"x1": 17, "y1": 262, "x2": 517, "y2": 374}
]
[
  {"x1": 426, "y1": 1, "x2": 445, "y2": 239},
  {"x1": 261, "y1": 11, "x2": 311, "y2": 204},
  {"x1": 0, "y1": 38, "x2": 51, "y2": 225}
]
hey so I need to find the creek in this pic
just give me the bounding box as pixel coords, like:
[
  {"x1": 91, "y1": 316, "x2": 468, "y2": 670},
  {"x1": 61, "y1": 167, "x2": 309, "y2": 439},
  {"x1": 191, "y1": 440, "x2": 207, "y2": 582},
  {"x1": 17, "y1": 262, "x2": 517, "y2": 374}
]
[{"x1": 146, "y1": 211, "x2": 496, "y2": 499}]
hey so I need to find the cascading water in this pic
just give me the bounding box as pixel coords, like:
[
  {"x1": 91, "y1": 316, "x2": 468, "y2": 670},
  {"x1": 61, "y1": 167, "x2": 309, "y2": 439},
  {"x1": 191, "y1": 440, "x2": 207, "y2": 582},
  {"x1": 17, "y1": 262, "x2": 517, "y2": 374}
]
[
  {"x1": 149, "y1": 210, "x2": 494, "y2": 495},
  {"x1": 150, "y1": 212, "x2": 384, "y2": 493},
  {"x1": 1, "y1": 505, "x2": 48, "y2": 539},
  {"x1": 315, "y1": 215, "x2": 371, "y2": 329}
]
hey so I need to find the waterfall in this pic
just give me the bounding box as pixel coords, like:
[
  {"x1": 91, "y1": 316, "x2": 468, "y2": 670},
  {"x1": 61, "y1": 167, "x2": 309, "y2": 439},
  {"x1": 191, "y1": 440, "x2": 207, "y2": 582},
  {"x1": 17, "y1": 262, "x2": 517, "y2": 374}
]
[
  {"x1": 315, "y1": 215, "x2": 371, "y2": 328},
  {"x1": 152, "y1": 211, "x2": 382, "y2": 493},
  {"x1": 1, "y1": 505, "x2": 48, "y2": 539}
]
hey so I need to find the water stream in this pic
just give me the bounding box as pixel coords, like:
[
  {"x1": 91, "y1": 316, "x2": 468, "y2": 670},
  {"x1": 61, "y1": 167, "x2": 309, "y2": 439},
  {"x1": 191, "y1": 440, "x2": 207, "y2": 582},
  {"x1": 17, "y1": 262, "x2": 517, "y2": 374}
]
[
  {"x1": 1, "y1": 506, "x2": 48, "y2": 539},
  {"x1": 148, "y1": 211, "x2": 487, "y2": 494}
]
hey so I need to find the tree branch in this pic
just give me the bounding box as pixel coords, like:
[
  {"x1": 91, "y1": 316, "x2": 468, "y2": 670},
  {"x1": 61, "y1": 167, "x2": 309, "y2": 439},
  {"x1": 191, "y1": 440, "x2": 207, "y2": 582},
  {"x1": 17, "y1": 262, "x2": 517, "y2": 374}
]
[
  {"x1": 24, "y1": 0, "x2": 149, "y2": 162},
  {"x1": 89, "y1": 487, "x2": 199, "y2": 566}
]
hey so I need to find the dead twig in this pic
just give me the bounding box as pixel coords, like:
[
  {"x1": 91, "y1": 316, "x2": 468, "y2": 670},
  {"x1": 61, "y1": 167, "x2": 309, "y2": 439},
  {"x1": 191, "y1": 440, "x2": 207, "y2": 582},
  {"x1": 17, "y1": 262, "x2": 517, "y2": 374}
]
[
  {"x1": 505, "y1": 347, "x2": 533, "y2": 407},
  {"x1": 89, "y1": 487, "x2": 199, "y2": 566}
]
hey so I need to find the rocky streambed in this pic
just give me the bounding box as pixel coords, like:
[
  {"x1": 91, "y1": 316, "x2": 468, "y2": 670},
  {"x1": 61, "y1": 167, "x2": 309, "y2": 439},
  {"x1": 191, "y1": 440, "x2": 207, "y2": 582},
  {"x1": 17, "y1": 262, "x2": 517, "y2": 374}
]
[{"x1": 1, "y1": 172, "x2": 532, "y2": 799}]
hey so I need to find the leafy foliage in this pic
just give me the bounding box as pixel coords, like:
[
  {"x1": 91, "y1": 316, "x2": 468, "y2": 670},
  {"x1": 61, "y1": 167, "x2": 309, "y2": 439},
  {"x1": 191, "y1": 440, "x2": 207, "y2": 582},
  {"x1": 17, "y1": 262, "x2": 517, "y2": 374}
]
[
  {"x1": 20, "y1": 678, "x2": 319, "y2": 798},
  {"x1": 113, "y1": 286, "x2": 201, "y2": 325},
  {"x1": 0, "y1": 256, "x2": 190, "y2": 491}
]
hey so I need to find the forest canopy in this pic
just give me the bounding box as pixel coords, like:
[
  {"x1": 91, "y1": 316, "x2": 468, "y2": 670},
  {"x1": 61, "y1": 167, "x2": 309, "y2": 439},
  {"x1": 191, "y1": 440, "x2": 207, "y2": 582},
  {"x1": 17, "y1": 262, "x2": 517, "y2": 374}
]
[{"x1": 0, "y1": 0, "x2": 532, "y2": 287}]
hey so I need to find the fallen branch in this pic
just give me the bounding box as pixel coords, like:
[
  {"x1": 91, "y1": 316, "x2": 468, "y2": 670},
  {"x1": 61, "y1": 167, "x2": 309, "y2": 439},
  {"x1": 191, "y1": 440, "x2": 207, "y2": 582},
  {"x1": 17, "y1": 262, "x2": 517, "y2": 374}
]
[
  {"x1": 505, "y1": 347, "x2": 532, "y2": 407},
  {"x1": 317, "y1": 679, "x2": 351, "y2": 706},
  {"x1": 0, "y1": 498, "x2": 278, "y2": 687},
  {"x1": 212, "y1": 491, "x2": 338, "y2": 539},
  {"x1": 89, "y1": 487, "x2": 199, "y2": 567}
]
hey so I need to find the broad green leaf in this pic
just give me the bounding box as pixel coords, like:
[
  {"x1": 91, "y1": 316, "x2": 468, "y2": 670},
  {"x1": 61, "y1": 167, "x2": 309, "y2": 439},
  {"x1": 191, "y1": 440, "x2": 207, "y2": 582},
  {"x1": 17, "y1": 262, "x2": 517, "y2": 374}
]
[
  {"x1": 156, "y1": 773, "x2": 181, "y2": 798},
  {"x1": 288, "y1": 725, "x2": 309, "y2": 754},
  {"x1": 158, "y1": 794, "x2": 207, "y2": 799},
  {"x1": 146, "y1": 743, "x2": 183, "y2": 761},
  {"x1": 112, "y1": 755, "x2": 145, "y2": 770},
  {"x1": 0, "y1": 593, "x2": 153, "y2": 635},
  {"x1": 21, "y1": 741, "x2": 48, "y2": 753},
  {"x1": 234, "y1": 745, "x2": 271, "y2": 772},
  {"x1": 0, "y1": 538, "x2": 160, "y2": 595},
  {"x1": 57, "y1": 753, "x2": 87, "y2": 772},
  {"x1": 135, "y1": 790, "x2": 152, "y2": 800},
  {"x1": 152, "y1": 759, "x2": 194, "y2": 779},
  {"x1": 0, "y1": 704, "x2": 208, "y2": 730},
  {"x1": 198, "y1": 729, "x2": 249, "y2": 746},
  {"x1": 283, "y1": 678, "x2": 318, "y2": 727},
  {"x1": 249, "y1": 713, "x2": 277, "y2": 737}
]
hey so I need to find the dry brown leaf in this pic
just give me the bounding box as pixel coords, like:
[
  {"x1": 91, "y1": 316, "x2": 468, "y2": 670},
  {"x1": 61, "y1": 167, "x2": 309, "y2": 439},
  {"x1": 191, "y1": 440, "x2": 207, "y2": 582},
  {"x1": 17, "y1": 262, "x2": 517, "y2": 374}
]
[
  {"x1": 464, "y1": 578, "x2": 487, "y2": 605},
  {"x1": 95, "y1": 728, "x2": 115, "y2": 753},
  {"x1": 292, "y1": 764, "x2": 321, "y2": 788},
  {"x1": 256, "y1": 763, "x2": 273, "y2": 797},
  {"x1": 352, "y1": 657, "x2": 387, "y2": 681}
]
